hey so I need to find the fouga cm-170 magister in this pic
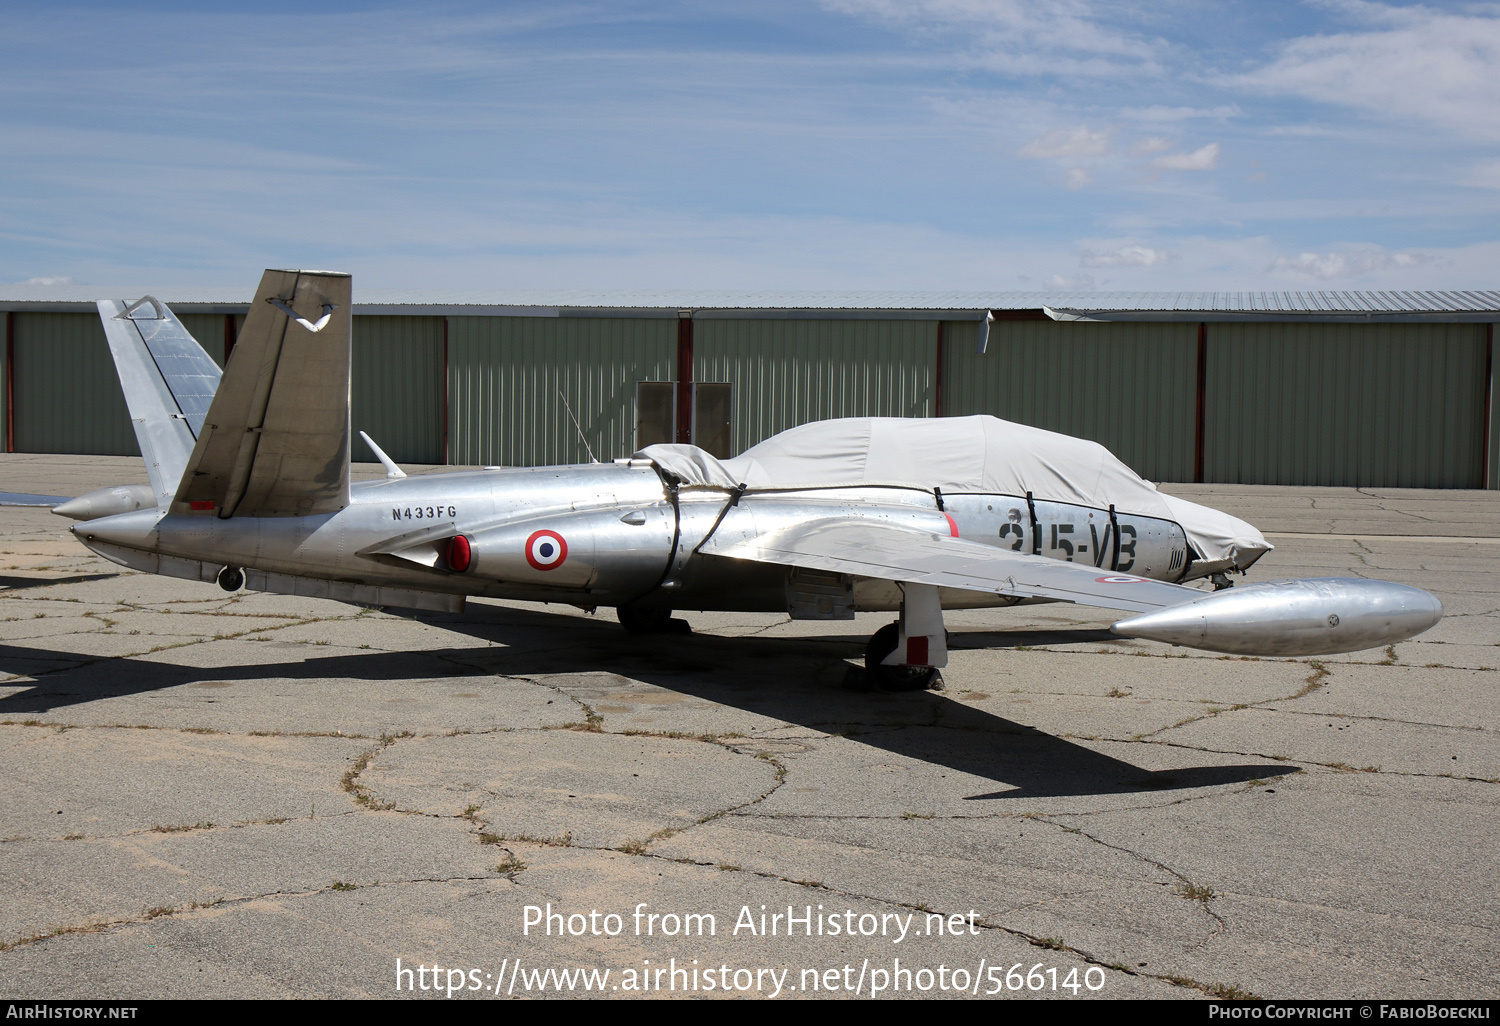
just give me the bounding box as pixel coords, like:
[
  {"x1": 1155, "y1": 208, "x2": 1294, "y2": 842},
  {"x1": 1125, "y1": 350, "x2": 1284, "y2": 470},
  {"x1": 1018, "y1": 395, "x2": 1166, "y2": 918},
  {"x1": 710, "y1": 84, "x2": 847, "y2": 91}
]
[{"x1": 51, "y1": 269, "x2": 1442, "y2": 689}]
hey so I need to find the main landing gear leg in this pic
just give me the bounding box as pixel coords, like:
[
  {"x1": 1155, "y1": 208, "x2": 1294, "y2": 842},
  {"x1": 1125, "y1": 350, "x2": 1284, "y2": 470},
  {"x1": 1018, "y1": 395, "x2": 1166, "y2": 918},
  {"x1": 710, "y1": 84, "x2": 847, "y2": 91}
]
[{"x1": 863, "y1": 583, "x2": 947, "y2": 692}]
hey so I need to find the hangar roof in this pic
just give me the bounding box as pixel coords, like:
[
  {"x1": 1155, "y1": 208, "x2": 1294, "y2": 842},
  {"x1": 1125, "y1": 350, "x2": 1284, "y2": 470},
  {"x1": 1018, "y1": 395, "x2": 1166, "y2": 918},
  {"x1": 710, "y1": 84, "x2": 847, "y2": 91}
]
[{"x1": 2, "y1": 285, "x2": 1497, "y2": 322}]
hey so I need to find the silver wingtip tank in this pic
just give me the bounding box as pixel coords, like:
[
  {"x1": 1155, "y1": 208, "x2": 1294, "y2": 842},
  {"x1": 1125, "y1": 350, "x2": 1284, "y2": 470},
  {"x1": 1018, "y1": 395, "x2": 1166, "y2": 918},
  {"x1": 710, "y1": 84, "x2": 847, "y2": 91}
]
[{"x1": 1110, "y1": 578, "x2": 1444, "y2": 657}]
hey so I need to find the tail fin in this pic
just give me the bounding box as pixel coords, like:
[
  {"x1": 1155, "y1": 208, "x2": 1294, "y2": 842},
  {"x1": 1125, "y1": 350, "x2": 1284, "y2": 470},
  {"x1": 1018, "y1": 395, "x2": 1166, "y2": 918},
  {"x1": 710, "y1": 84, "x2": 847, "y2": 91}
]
[
  {"x1": 96, "y1": 295, "x2": 223, "y2": 507},
  {"x1": 173, "y1": 270, "x2": 352, "y2": 519}
]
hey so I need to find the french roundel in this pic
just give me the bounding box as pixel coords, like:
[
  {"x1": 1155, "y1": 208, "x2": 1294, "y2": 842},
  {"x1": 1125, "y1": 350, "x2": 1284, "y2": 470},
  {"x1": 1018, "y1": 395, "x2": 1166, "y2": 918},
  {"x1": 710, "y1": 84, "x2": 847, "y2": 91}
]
[
  {"x1": 525, "y1": 529, "x2": 568, "y2": 571},
  {"x1": 1096, "y1": 575, "x2": 1146, "y2": 584}
]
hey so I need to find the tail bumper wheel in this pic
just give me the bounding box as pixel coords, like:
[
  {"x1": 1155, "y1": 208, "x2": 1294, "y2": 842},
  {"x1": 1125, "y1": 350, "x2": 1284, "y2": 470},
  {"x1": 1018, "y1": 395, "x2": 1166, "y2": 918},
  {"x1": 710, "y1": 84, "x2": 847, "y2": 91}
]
[{"x1": 217, "y1": 566, "x2": 244, "y2": 592}]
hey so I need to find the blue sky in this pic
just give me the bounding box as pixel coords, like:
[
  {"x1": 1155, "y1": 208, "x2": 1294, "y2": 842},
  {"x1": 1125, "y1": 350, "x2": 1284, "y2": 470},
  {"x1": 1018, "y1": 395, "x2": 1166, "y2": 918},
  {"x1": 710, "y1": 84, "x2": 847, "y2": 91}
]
[{"x1": 3, "y1": 0, "x2": 1498, "y2": 291}]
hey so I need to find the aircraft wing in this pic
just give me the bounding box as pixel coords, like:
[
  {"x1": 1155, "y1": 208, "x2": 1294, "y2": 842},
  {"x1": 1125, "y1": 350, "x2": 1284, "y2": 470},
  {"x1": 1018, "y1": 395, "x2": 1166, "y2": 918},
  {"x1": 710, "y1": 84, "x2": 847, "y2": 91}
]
[
  {"x1": 0, "y1": 491, "x2": 72, "y2": 507},
  {"x1": 701, "y1": 516, "x2": 1203, "y2": 614}
]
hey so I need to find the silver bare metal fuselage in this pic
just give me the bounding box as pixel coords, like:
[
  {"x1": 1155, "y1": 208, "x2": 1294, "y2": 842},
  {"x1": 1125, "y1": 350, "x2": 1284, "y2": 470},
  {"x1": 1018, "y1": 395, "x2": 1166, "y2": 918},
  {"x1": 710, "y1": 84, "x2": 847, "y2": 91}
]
[{"x1": 74, "y1": 461, "x2": 1201, "y2": 616}]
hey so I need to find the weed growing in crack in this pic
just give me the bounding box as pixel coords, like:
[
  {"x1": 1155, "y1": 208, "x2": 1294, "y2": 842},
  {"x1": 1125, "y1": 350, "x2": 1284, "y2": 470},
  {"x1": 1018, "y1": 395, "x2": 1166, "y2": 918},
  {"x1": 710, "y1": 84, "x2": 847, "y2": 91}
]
[
  {"x1": 330, "y1": 881, "x2": 359, "y2": 891},
  {"x1": 342, "y1": 733, "x2": 410, "y2": 810},
  {"x1": 488, "y1": 831, "x2": 573, "y2": 848},
  {"x1": 1177, "y1": 882, "x2": 1215, "y2": 903},
  {"x1": 495, "y1": 853, "x2": 526, "y2": 874},
  {"x1": 1033, "y1": 937, "x2": 1066, "y2": 950},
  {"x1": 1296, "y1": 661, "x2": 1330, "y2": 696}
]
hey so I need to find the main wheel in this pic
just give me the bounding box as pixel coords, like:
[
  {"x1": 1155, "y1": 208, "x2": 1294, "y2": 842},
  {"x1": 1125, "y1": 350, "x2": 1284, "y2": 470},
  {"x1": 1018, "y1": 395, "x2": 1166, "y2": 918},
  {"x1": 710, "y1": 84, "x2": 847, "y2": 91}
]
[
  {"x1": 863, "y1": 622, "x2": 939, "y2": 692},
  {"x1": 217, "y1": 566, "x2": 244, "y2": 592},
  {"x1": 616, "y1": 604, "x2": 674, "y2": 634}
]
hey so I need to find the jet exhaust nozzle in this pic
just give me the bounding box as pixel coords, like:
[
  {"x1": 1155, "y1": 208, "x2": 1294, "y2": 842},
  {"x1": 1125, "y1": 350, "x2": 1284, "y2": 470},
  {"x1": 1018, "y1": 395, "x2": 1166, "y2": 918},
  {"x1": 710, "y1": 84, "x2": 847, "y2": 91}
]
[{"x1": 1111, "y1": 577, "x2": 1443, "y2": 657}]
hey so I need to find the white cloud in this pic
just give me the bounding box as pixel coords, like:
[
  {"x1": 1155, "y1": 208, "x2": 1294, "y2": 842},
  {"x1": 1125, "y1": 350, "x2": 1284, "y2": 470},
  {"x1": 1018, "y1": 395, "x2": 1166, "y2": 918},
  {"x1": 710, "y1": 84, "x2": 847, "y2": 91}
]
[
  {"x1": 1079, "y1": 245, "x2": 1170, "y2": 268},
  {"x1": 1064, "y1": 167, "x2": 1094, "y2": 190},
  {"x1": 1043, "y1": 272, "x2": 1097, "y2": 289},
  {"x1": 15, "y1": 276, "x2": 81, "y2": 286},
  {"x1": 1119, "y1": 104, "x2": 1241, "y2": 122},
  {"x1": 1235, "y1": 3, "x2": 1500, "y2": 141},
  {"x1": 1266, "y1": 248, "x2": 1426, "y2": 280},
  {"x1": 1019, "y1": 124, "x2": 1112, "y2": 159},
  {"x1": 1129, "y1": 136, "x2": 1173, "y2": 156},
  {"x1": 1151, "y1": 142, "x2": 1219, "y2": 170},
  {"x1": 821, "y1": 0, "x2": 1164, "y2": 76},
  {"x1": 1463, "y1": 159, "x2": 1500, "y2": 189}
]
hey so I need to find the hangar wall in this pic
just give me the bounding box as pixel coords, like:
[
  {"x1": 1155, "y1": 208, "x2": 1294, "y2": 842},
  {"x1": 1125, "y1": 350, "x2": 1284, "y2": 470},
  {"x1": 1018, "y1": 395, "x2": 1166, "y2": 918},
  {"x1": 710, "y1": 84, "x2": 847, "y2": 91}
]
[
  {"x1": 0, "y1": 305, "x2": 1495, "y2": 489},
  {"x1": 1204, "y1": 323, "x2": 1489, "y2": 488},
  {"x1": 941, "y1": 320, "x2": 1199, "y2": 484},
  {"x1": 694, "y1": 317, "x2": 939, "y2": 445},
  {"x1": 10, "y1": 313, "x2": 136, "y2": 456},
  {"x1": 352, "y1": 315, "x2": 445, "y2": 465},
  {"x1": 445, "y1": 315, "x2": 677, "y2": 467}
]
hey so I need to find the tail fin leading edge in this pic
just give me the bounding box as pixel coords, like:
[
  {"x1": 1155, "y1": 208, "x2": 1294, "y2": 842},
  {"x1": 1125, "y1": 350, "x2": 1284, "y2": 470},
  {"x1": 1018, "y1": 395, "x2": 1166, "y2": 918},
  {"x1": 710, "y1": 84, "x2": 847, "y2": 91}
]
[
  {"x1": 96, "y1": 295, "x2": 223, "y2": 507},
  {"x1": 173, "y1": 269, "x2": 352, "y2": 519}
]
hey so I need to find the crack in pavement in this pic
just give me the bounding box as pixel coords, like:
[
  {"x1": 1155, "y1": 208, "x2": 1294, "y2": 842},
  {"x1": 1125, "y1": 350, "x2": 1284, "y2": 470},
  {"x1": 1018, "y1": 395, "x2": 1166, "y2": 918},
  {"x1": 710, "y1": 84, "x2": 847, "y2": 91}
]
[
  {"x1": 1030, "y1": 817, "x2": 1227, "y2": 939},
  {"x1": 0, "y1": 874, "x2": 520, "y2": 955},
  {"x1": 1111, "y1": 736, "x2": 1500, "y2": 785},
  {"x1": 614, "y1": 845, "x2": 1249, "y2": 997}
]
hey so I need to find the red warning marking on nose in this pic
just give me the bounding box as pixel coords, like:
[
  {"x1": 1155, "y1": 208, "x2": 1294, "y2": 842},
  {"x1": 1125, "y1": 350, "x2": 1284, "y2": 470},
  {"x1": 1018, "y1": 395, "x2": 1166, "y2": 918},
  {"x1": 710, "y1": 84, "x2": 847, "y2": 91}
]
[
  {"x1": 942, "y1": 512, "x2": 959, "y2": 537},
  {"x1": 525, "y1": 529, "x2": 568, "y2": 571},
  {"x1": 1096, "y1": 575, "x2": 1146, "y2": 584}
]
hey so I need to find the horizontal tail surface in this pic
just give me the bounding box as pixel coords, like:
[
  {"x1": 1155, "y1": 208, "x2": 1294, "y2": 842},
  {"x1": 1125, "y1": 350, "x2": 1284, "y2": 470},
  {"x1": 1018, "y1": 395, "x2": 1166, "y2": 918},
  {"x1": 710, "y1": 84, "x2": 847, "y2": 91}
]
[{"x1": 96, "y1": 295, "x2": 222, "y2": 506}]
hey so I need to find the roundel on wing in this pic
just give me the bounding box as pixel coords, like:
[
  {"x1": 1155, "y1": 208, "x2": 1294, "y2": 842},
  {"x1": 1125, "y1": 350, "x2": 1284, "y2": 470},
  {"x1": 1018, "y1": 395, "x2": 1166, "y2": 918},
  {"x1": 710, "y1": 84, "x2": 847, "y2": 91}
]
[
  {"x1": 525, "y1": 529, "x2": 568, "y2": 571},
  {"x1": 1096, "y1": 575, "x2": 1146, "y2": 584}
]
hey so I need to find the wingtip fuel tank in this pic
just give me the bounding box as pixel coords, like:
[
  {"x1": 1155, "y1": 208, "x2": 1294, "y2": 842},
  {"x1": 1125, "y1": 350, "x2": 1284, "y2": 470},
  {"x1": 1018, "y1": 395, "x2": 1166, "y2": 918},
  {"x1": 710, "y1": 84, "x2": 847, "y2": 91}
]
[{"x1": 1110, "y1": 577, "x2": 1443, "y2": 657}]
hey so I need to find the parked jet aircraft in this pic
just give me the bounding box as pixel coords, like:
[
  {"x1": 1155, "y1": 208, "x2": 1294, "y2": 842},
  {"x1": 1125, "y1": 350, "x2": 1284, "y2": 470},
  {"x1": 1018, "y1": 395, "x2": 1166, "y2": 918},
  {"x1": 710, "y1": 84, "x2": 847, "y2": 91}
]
[{"x1": 46, "y1": 269, "x2": 1441, "y2": 689}]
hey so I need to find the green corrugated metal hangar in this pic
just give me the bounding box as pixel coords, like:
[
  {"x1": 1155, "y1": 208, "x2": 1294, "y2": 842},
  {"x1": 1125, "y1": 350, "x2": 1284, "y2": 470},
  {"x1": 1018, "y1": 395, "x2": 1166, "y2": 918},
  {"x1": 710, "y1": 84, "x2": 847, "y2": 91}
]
[{"x1": 1, "y1": 286, "x2": 1496, "y2": 489}]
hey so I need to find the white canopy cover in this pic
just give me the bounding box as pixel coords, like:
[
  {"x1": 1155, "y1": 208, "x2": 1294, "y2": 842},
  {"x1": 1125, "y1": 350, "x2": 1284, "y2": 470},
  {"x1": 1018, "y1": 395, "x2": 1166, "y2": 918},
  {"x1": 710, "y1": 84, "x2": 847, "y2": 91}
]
[{"x1": 639, "y1": 415, "x2": 1269, "y2": 569}]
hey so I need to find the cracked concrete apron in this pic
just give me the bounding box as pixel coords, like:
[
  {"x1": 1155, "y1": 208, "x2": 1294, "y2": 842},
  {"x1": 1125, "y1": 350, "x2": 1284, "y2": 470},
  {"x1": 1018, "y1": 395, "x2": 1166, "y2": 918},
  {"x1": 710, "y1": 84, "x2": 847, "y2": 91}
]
[{"x1": 0, "y1": 458, "x2": 1496, "y2": 1000}]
